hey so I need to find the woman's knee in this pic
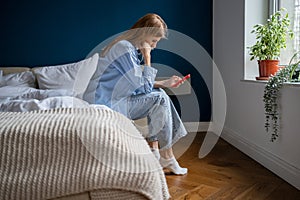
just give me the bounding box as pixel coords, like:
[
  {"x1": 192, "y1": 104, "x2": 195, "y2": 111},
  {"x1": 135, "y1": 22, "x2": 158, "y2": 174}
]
[{"x1": 152, "y1": 89, "x2": 170, "y2": 105}]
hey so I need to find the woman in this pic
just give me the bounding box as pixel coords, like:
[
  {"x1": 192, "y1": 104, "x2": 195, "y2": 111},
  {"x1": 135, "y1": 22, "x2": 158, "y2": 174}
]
[{"x1": 95, "y1": 13, "x2": 188, "y2": 175}]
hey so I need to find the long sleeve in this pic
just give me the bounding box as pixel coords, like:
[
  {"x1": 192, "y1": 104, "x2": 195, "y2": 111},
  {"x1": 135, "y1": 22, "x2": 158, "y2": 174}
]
[
  {"x1": 133, "y1": 65, "x2": 157, "y2": 95},
  {"x1": 109, "y1": 41, "x2": 157, "y2": 95},
  {"x1": 94, "y1": 40, "x2": 158, "y2": 115}
]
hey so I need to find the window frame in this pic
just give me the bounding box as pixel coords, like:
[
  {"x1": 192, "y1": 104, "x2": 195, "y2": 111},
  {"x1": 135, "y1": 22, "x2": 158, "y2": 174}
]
[
  {"x1": 276, "y1": 0, "x2": 300, "y2": 64},
  {"x1": 269, "y1": 0, "x2": 280, "y2": 16}
]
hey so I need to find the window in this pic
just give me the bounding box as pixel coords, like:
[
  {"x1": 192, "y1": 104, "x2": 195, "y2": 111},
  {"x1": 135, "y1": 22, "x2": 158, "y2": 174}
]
[
  {"x1": 276, "y1": 0, "x2": 300, "y2": 64},
  {"x1": 291, "y1": 0, "x2": 300, "y2": 59},
  {"x1": 245, "y1": 0, "x2": 299, "y2": 79},
  {"x1": 244, "y1": 0, "x2": 268, "y2": 80}
]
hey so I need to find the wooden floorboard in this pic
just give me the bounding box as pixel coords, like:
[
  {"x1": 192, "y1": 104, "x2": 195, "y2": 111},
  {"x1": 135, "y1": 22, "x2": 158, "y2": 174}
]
[{"x1": 166, "y1": 132, "x2": 300, "y2": 200}]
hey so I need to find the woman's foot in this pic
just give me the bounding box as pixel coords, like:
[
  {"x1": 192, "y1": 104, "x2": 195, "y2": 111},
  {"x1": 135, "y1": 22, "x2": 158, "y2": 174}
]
[
  {"x1": 150, "y1": 148, "x2": 160, "y2": 160},
  {"x1": 159, "y1": 156, "x2": 187, "y2": 175}
]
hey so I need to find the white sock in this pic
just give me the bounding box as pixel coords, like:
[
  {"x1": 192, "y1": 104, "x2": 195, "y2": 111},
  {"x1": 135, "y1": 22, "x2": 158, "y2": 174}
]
[
  {"x1": 151, "y1": 148, "x2": 160, "y2": 160},
  {"x1": 159, "y1": 157, "x2": 188, "y2": 175}
]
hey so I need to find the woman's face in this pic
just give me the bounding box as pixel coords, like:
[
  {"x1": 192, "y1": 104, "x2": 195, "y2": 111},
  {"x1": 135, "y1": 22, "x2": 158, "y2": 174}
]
[{"x1": 143, "y1": 35, "x2": 162, "y2": 49}]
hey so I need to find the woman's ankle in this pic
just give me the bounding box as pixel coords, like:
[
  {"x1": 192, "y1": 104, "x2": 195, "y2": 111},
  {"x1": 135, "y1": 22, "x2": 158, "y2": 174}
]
[
  {"x1": 150, "y1": 148, "x2": 160, "y2": 160},
  {"x1": 160, "y1": 148, "x2": 174, "y2": 159},
  {"x1": 148, "y1": 141, "x2": 159, "y2": 149}
]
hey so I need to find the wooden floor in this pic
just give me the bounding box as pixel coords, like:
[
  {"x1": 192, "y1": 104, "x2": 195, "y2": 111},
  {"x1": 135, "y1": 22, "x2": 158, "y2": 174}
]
[{"x1": 165, "y1": 132, "x2": 300, "y2": 200}]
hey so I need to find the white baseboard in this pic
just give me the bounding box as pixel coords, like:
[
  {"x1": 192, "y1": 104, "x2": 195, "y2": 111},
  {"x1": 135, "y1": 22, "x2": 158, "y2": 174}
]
[
  {"x1": 134, "y1": 120, "x2": 210, "y2": 137},
  {"x1": 183, "y1": 121, "x2": 210, "y2": 132},
  {"x1": 221, "y1": 126, "x2": 300, "y2": 190}
]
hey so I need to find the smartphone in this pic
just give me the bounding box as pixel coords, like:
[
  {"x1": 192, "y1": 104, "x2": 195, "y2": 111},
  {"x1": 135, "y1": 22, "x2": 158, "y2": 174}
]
[{"x1": 172, "y1": 74, "x2": 191, "y2": 87}]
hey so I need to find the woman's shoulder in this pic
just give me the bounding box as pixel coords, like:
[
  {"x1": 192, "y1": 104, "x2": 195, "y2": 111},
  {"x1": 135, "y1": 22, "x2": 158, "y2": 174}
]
[
  {"x1": 113, "y1": 40, "x2": 135, "y2": 51},
  {"x1": 108, "y1": 40, "x2": 136, "y2": 58}
]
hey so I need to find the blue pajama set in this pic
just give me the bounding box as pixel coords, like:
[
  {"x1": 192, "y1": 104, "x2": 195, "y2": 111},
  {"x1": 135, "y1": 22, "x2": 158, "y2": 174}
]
[{"x1": 94, "y1": 40, "x2": 187, "y2": 150}]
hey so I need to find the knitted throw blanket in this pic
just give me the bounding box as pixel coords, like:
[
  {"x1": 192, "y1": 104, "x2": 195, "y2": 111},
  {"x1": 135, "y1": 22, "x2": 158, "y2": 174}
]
[{"x1": 0, "y1": 107, "x2": 170, "y2": 200}]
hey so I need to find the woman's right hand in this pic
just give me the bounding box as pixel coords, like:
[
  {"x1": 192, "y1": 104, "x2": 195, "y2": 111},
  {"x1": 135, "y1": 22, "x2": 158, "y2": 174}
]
[
  {"x1": 154, "y1": 76, "x2": 183, "y2": 88},
  {"x1": 139, "y1": 42, "x2": 152, "y2": 66}
]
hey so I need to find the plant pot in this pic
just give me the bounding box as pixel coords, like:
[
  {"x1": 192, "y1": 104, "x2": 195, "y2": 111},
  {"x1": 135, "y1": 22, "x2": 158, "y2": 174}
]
[{"x1": 256, "y1": 60, "x2": 280, "y2": 80}]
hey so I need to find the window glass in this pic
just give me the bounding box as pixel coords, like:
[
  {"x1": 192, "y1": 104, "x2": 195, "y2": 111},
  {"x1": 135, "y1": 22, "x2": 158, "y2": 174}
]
[
  {"x1": 245, "y1": 0, "x2": 268, "y2": 79},
  {"x1": 280, "y1": 0, "x2": 300, "y2": 64}
]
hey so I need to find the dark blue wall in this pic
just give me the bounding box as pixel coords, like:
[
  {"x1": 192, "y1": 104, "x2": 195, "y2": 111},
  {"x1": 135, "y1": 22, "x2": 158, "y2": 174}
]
[{"x1": 0, "y1": 0, "x2": 212, "y2": 122}]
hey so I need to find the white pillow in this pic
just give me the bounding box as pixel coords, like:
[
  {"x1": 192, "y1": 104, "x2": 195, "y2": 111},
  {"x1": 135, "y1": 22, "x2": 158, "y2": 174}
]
[
  {"x1": 0, "y1": 71, "x2": 36, "y2": 88},
  {"x1": 0, "y1": 70, "x2": 3, "y2": 83},
  {"x1": 33, "y1": 53, "x2": 99, "y2": 99}
]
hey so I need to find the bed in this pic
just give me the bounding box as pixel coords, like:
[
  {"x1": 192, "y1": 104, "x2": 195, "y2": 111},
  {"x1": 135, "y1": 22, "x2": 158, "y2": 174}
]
[{"x1": 0, "y1": 54, "x2": 170, "y2": 200}]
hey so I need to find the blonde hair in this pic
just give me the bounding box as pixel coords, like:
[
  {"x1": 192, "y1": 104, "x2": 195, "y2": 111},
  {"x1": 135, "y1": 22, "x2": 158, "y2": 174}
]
[{"x1": 101, "y1": 13, "x2": 168, "y2": 56}]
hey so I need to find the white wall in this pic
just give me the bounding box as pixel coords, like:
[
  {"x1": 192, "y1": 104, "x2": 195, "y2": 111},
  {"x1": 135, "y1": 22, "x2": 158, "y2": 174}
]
[{"x1": 213, "y1": 0, "x2": 300, "y2": 190}]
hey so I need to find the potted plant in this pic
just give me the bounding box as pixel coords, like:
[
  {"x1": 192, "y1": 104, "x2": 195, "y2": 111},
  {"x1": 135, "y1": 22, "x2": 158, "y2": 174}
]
[
  {"x1": 263, "y1": 51, "x2": 300, "y2": 142},
  {"x1": 249, "y1": 8, "x2": 294, "y2": 80}
]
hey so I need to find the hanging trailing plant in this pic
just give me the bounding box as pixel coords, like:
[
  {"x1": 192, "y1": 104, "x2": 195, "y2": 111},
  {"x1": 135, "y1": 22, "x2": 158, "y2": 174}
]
[{"x1": 263, "y1": 52, "x2": 300, "y2": 141}]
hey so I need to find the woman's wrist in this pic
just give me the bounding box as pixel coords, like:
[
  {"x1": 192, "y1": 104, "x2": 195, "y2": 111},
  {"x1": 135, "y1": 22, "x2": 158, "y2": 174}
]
[
  {"x1": 144, "y1": 55, "x2": 151, "y2": 66},
  {"x1": 153, "y1": 80, "x2": 166, "y2": 88}
]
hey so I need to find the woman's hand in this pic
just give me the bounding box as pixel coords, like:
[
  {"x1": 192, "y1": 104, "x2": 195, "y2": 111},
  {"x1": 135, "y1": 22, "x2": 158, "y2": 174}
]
[
  {"x1": 139, "y1": 42, "x2": 152, "y2": 66},
  {"x1": 154, "y1": 76, "x2": 183, "y2": 88},
  {"x1": 164, "y1": 76, "x2": 183, "y2": 88}
]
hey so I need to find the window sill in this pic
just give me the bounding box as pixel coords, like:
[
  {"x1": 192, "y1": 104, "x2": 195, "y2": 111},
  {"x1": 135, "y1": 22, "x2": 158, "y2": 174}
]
[{"x1": 241, "y1": 79, "x2": 300, "y2": 88}]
